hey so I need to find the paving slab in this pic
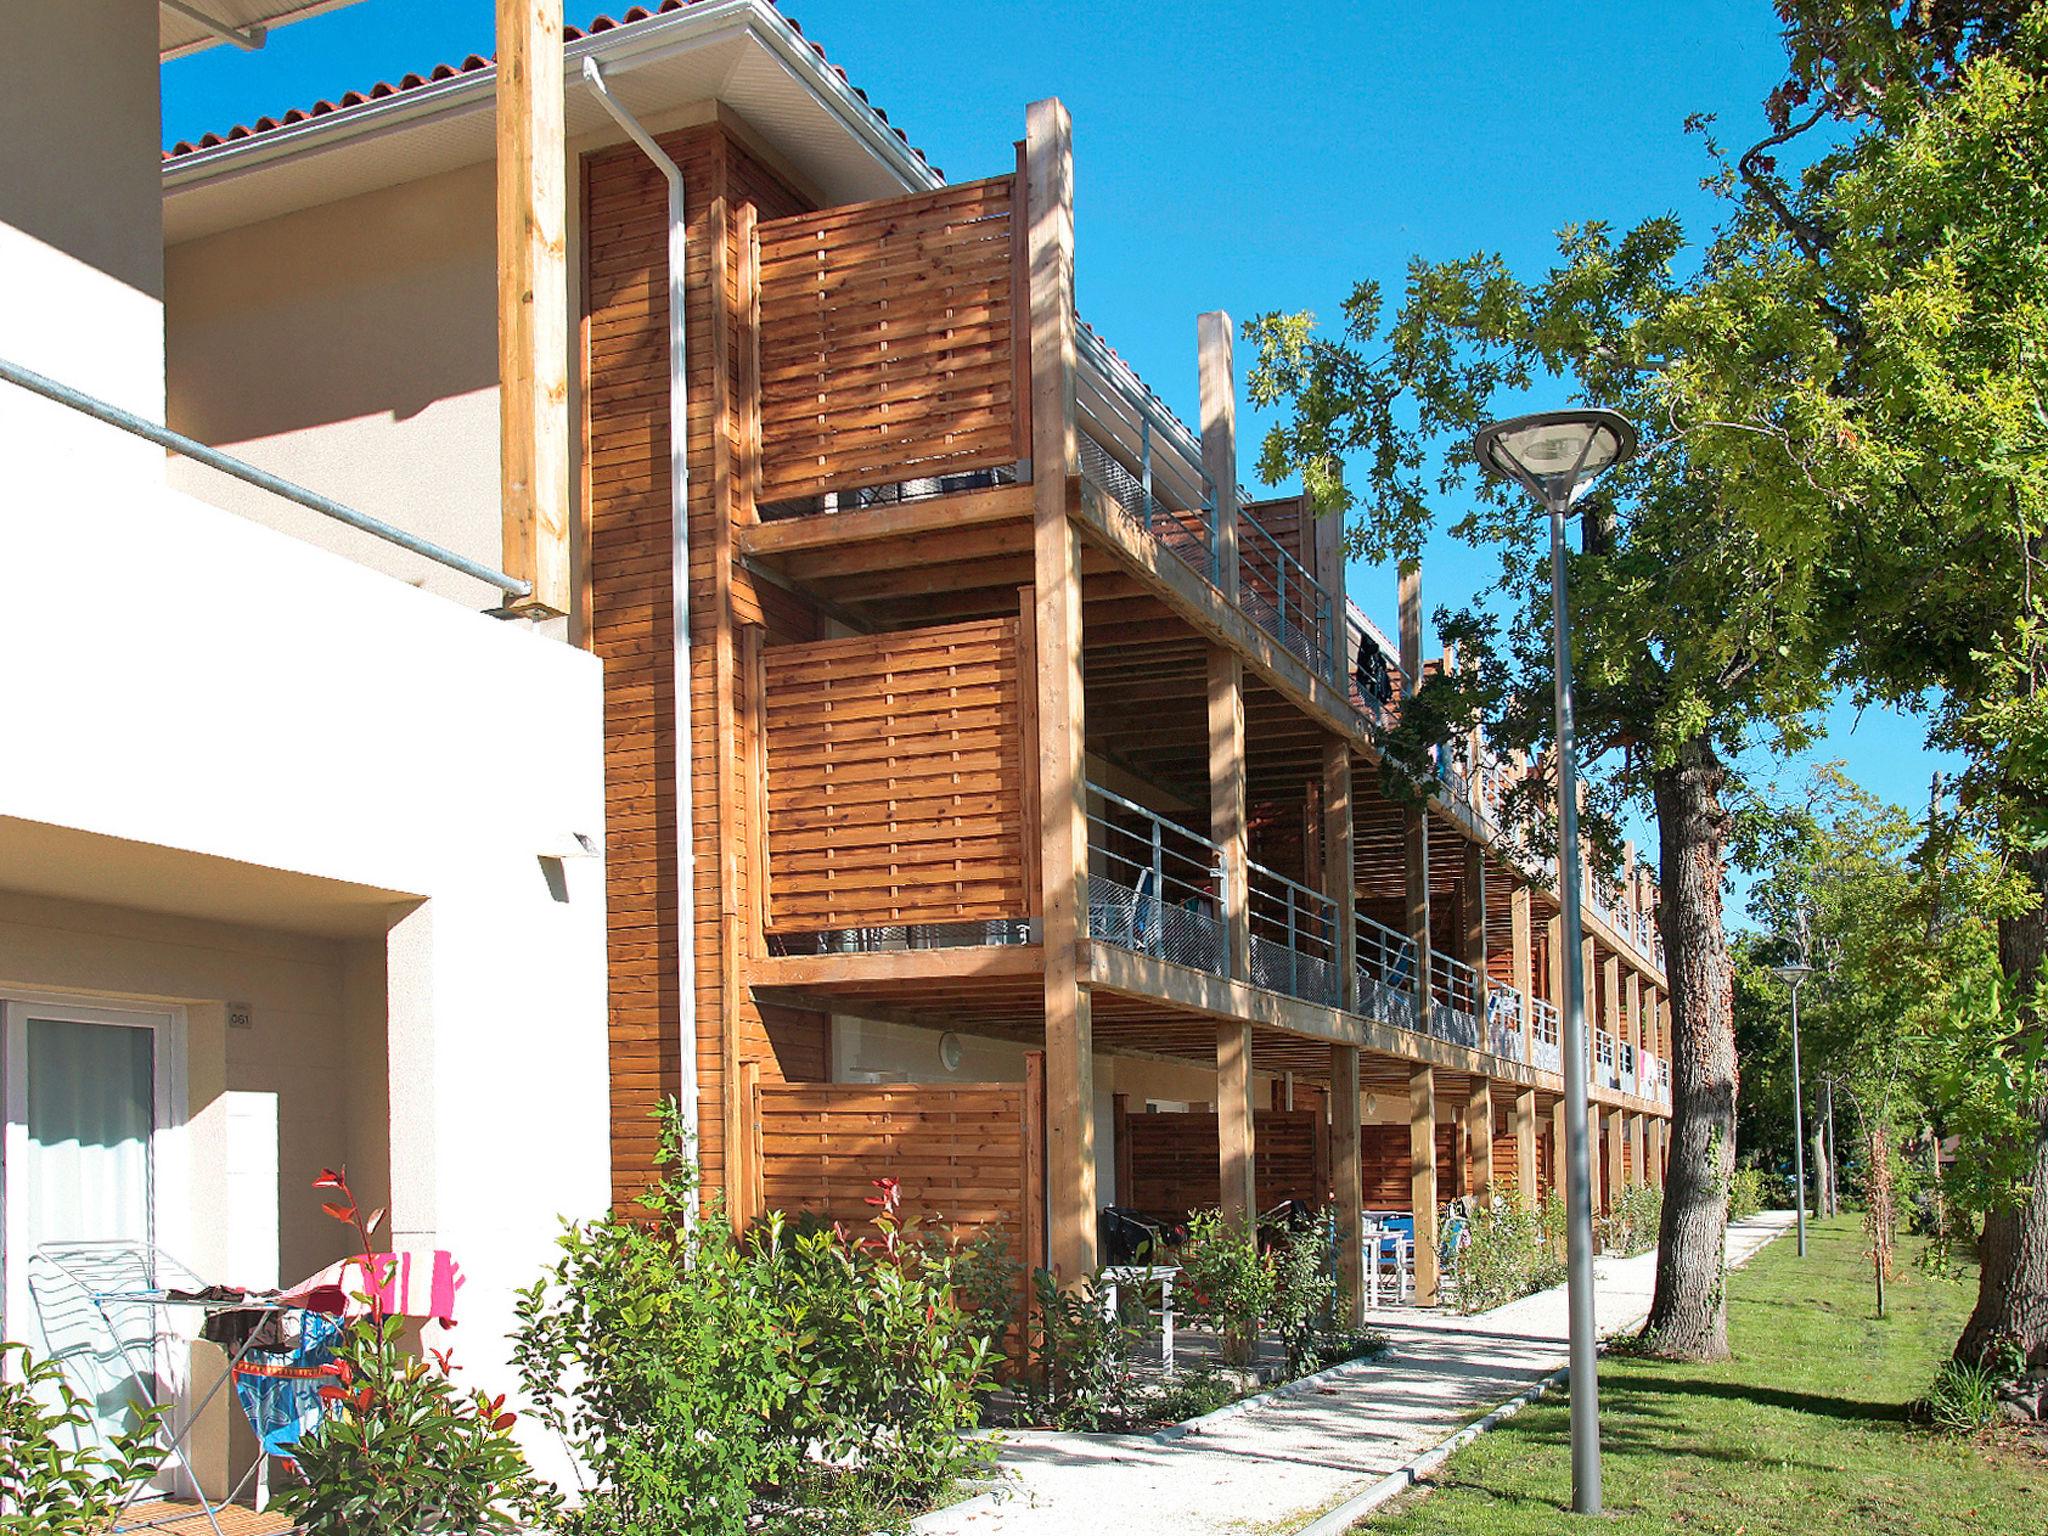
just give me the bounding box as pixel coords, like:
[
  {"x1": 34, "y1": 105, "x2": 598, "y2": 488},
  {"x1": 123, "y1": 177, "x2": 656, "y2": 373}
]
[{"x1": 926, "y1": 1212, "x2": 1799, "y2": 1536}]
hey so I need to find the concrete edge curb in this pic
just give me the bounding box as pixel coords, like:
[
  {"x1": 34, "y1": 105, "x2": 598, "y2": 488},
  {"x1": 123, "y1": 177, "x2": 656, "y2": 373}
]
[
  {"x1": 904, "y1": 1472, "x2": 1019, "y2": 1534},
  {"x1": 1153, "y1": 1347, "x2": 1393, "y2": 1444}
]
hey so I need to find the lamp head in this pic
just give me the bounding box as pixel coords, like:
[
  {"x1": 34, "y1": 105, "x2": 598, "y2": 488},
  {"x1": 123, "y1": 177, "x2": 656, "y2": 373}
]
[{"x1": 1472, "y1": 409, "x2": 1637, "y2": 511}]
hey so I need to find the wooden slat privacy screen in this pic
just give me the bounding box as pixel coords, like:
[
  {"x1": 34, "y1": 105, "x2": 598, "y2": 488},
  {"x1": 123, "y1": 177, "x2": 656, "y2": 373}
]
[
  {"x1": 755, "y1": 175, "x2": 1024, "y2": 505},
  {"x1": 745, "y1": 1078, "x2": 1041, "y2": 1275},
  {"x1": 1360, "y1": 1124, "x2": 1463, "y2": 1211},
  {"x1": 762, "y1": 616, "x2": 1031, "y2": 933},
  {"x1": 1119, "y1": 1110, "x2": 1329, "y2": 1220}
]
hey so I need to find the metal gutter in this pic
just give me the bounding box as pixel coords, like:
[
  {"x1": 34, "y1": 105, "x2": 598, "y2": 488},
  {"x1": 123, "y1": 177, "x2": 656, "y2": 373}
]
[{"x1": 163, "y1": 0, "x2": 937, "y2": 196}]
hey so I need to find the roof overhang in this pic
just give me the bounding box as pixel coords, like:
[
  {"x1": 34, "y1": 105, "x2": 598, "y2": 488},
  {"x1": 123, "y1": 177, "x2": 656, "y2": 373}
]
[
  {"x1": 161, "y1": 0, "x2": 368, "y2": 61},
  {"x1": 163, "y1": 0, "x2": 944, "y2": 245}
]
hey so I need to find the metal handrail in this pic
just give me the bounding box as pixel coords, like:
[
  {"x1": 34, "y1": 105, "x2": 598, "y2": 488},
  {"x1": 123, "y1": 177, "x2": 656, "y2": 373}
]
[
  {"x1": 1355, "y1": 909, "x2": 1420, "y2": 1029},
  {"x1": 1530, "y1": 995, "x2": 1564, "y2": 1075},
  {"x1": 1236, "y1": 496, "x2": 1339, "y2": 684},
  {"x1": 1487, "y1": 985, "x2": 1528, "y2": 1063},
  {"x1": 1246, "y1": 856, "x2": 1341, "y2": 1004},
  {"x1": 1430, "y1": 949, "x2": 1481, "y2": 1017},
  {"x1": 1084, "y1": 782, "x2": 1228, "y2": 976},
  {"x1": 0, "y1": 355, "x2": 533, "y2": 598},
  {"x1": 1077, "y1": 424, "x2": 1216, "y2": 579}
]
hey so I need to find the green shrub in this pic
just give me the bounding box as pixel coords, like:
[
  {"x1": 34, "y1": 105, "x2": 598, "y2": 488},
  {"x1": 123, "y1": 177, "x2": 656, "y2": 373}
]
[
  {"x1": 1140, "y1": 1365, "x2": 1237, "y2": 1425},
  {"x1": 1727, "y1": 1165, "x2": 1767, "y2": 1221},
  {"x1": 1021, "y1": 1268, "x2": 1138, "y2": 1430},
  {"x1": 274, "y1": 1170, "x2": 549, "y2": 1536},
  {"x1": 1602, "y1": 1182, "x2": 1664, "y2": 1257},
  {"x1": 1450, "y1": 1192, "x2": 1567, "y2": 1314},
  {"x1": 1922, "y1": 1359, "x2": 2002, "y2": 1434},
  {"x1": 1266, "y1": 1208, "x2": 1353, "y2": 1374},
  {"x1": 513, "y1": 1104, "x2": 995, "y2": 1536},
  {"x1": 0, "y1": 1342, "x2": 162, "y2": 1536},
  {"x1": 1177, "y1": 1210, "x2": 1274, "y2": 1367},
  {"x1": 922, "y1": 1228, "x2": 1021, "y2": 1365}
]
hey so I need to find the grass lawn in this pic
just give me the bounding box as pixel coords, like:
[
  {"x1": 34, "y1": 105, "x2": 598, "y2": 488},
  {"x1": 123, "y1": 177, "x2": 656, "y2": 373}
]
[{"x1": 1365, "y1": 1216, "x2": 2044, "y2": 1534}]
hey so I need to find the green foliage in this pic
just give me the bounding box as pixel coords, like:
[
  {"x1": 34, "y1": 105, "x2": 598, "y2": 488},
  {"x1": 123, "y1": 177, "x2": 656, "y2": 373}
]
[
  {"x1": 1266, "y1": 1210, "x2": 1338, "y2": 1375},
  {"x1": 1175, "y1": 1210, "x2": 1275, "y2": 1368},
  {"x1": 1920, "y1": 1358, "x2": 2004, "y2": 1434},
  {"x1": 1020, "y1": 1269, "x2": 1138, "y2": 1430},
  {"x1": 1728, "y1": 1165, "x2": 1771, "y2": 1222},
  {"x1": 0, "y1": 1342, "x2": 162, "y2": 1536},
  {"x1": 1451, "y1": 1192, "x2": 1569, "y2": 1314},
  {"x1": 1604, "y1": 1181, "x2": 1666, "y2": 1258},
  {"x1": 1139, "y1": 1366, "x2": 1237, "y2": 1425},
  {"x1": 924, "y1": 1228, "x2": 1022, "y2": 1364},
  {"x1": 273, "y1": 1168, "x2": 548, "y2": 1536},
  {"x1": 512, "y1": 1104, "x2": 995, "y2": 1536}
]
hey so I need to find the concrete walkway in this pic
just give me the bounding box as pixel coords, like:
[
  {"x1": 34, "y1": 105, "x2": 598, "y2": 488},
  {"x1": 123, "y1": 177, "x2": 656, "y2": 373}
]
[{"x1": 930, "y1": 1212, "x2": 1799, "y2": 1536}]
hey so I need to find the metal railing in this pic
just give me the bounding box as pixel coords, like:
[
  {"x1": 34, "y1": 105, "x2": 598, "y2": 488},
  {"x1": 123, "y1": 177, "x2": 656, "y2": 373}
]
[
  {"x1": 0, "y1": 355, "x2": 532, "y2": 599},
  {"x1": 1344, "y1": 604, "x2": 1401, "y2": 730},
  {"x1": 1237, "y1": 496, "x2": 1340, "y2": 684},
  {"x1": 1619, "y1": 1039, "x2": 1638, "y2": 1096},
  {"x1": 1594, "y1": 1029, "x2": 1622, "y2": 1092},
  {"x1": 1355, "y1": 911, "x2": 1420, "y2": 1029},
  {"x1": 1246, "y1": 858, "x2": 1342, "y2": 1006},
  {"x1": 1077, "y1": 423, "x2": 1218, "y2": 583},
  {"x1": 1429, "y1": 950, "x2": 1482, "y2": 1050},
  {"x1": 1530, "y1": 996, "x2": 1563, "y2": 1075},
  {"x1": 1487, "y1": 986, "x2": 1527, "y2": 1063},
  {"x1": 1085, "y1": 784, "x2": 1228, "y2": 975}
]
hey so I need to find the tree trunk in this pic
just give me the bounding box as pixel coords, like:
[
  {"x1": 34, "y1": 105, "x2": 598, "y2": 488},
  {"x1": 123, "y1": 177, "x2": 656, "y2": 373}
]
[
  {"x1": 1642, "y1": 734, "x2": 1739, "y2": 1360},
  {"x1": 1956, "y1": 843, "x2": 2048, "y2": 1368}
]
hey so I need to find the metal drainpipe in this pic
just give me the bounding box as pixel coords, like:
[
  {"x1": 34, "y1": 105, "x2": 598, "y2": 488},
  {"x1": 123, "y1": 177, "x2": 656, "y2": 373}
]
[{"x1": 583, "y1": 58, "x2": 699, "y2": 1199}]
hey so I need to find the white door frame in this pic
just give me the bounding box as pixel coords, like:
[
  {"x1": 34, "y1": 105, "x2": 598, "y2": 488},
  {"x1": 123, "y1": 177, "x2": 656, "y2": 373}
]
[{"x1": 1, "y1": 993, "x2": 189, "y2": 1366}]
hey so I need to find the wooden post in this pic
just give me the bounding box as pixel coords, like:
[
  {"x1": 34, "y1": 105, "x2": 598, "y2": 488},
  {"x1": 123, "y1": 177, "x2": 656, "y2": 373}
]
[
  {"x1": 1399, "y1": 563, "x2": 1431, "y2": 1027},
  {"x1": 1584, "y1": 934, "x2": 1601, "y2": 1084},
  {"x1": 1022, "y1": 1051, "x2": 1046, "y2": 1337},
  {"x1": 1647, "y1": 1116, "x2": 1665, "y2": 1190},
  {"x1": 1513, "y1": 1088, "x2": 1539, "y2": 1206},
  {"x1": 1210, "y1": 647, "x2": 1249, "y2": 980},
  {"x1": 1333, "y1": 1044, "x2": 1364, "y2": 1325},
  {"x1": 1603, "y1": 952, "x2": 1622, "y2": 1086},
  {"x1": 1199, "y1": 310, "x2": 1239, "y2": 600},
  {"x1": 1462, "y1": 840, "x2": 1488, "y2": 1025},
  {"x1": 1629, "y1": 1112, "x2": 1646, "y2": 1190},
  {"x1": 1113, "y1": 1093, "x2": 1134, "y2": 1204},
  {"x1": 1325, "y1": 738, "x2": 1358, "y2": 1012},
  {"x1": 1626, "y1": 968, "x2": 1642, "y2": 1065},
  {"x1": 1025, "y1": 97, "x2": 1097, "y2": 1284},
  {"x1": 1606, "y1": 1107, "x2": 1626, "y2": 1217},
  {"x1": 1511, "y1": 882, "x2": 1534, "y2": 1061},
  {"x1": 1464, "y1": 1083, "x2": 1495, "y2": 1207},
  {"x1": 1551, "y1": 1097, "x2": 1568, "y2": 1199},
  {"x1": 1218, "y1": 1021, "x2": 1257, "y2": 1235},
  {"x1": 496, "y1": 0, "x2": 570, "y2": 615},
  {"x1": 1409, "y1": 1064, "x2": 1439, "y2": 1303}
]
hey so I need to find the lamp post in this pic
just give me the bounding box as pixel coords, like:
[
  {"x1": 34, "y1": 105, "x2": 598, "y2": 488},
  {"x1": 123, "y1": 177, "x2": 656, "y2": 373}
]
[
  {"x1": 1773, "y1": 905, "x2": 1816, "y2": 1258},
  {"x1": 1473, "y1": 407, "x2": 1635, "y2": 1517}
]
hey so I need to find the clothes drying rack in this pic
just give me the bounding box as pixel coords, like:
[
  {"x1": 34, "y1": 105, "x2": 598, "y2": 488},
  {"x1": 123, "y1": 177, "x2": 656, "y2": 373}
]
[{"x1": 31, "y1": 1240, "x2": 290, "y2": 1536}]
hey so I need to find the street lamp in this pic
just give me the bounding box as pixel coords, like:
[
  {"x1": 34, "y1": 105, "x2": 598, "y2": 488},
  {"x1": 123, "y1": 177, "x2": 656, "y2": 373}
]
[
  {"x1": 1772, "y1": 905, "x2": 1817, "y2": 1258},
  {"x1": 1473, "y1": 407, "x2": 1636, "y2": 1517}
]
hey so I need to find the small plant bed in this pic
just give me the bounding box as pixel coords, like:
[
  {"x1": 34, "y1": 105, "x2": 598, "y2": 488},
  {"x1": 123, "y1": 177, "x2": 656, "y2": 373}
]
[{"x1": 1363, "y1": 1217, "x2": 2044, "y2": 1534}]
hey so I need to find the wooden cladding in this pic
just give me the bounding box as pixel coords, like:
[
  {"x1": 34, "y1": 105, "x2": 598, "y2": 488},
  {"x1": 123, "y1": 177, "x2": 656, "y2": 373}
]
[
  {"x1": 761, "y1": 616, "x2": 1033, "y2": 933},
  {"x1": 1119, "y1": 1110, "x2": 1330, "y2": 1221},
  {"x1": 755, "y1": 176, "x2": 1025, "y2": 505},
  {"x1": 741, "y1": 1073, "x2": 1044, "y2": 1276}
]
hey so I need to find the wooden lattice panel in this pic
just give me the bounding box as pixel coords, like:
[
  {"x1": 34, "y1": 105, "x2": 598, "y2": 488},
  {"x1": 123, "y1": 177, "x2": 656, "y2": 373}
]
[
  {"x1": 756, "y1": 175, "x2": 1024, "y2": 503},
  {"x1": 762, "y1": 617, "x2": 1031, "y2": 932}
]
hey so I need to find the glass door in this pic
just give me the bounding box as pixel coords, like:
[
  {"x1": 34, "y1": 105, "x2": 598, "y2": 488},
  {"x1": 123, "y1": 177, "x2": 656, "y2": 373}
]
[{"x1": 2, "y1": 999, "x2": 173, "y2": 1449}]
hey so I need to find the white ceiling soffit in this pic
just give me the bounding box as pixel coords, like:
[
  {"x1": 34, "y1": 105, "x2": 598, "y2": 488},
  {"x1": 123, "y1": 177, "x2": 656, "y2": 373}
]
[
  {"x1": 163, "y1": 0, "x2": 947, "y2": 245},
  {"x1": 161, "y1": 0, "x2": 369, "y2": 61}
]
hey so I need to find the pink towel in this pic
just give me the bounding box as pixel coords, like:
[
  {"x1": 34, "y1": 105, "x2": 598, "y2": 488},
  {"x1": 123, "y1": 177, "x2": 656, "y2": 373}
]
[{"x1": 283, "y1": 1249, "x2": 463, "y2": 1322}]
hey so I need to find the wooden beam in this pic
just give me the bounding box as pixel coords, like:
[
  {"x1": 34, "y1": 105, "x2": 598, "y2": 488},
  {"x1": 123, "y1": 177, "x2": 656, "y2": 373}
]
[
  {"x1": 1511, "y1": 881, "x2": 1534, "y2": 1062},
  {"x1": 1199, "y1": 310, "x2": 1238, "y2": 599},
  {"x1": 1462, "y1": 838, "x2": 1487, "y2": 1018},
  {"x1": 1463, "y1": 1080, "x2": 1495, "y2": 1207},
  {"x1": 1219, "y1": 1020, "x2": 1257, "y2": 1235},
  {"x1": 1514, "y1": 1087, "x2": 1539, "y2": 1206},
  {"x1": 1551, "y1": 1097, "x2": 1567, "y2": 1200},
  {"x1": 1209, "y1": 646, "x2": 1249, "y2": 981},
  {"x1": 738, "y1": 481, "x2": 1033, "y2": 558},
  {"x1": 1026, "y1": 96, "x2": 1097, "y2": 1285},
  {"x1": 1410, "y1": 1064, "x2": 1439, "y2": 1304},
  {"x1": 1606, "y1": 1106, "x2": 1625, "y2": 1217},
  {"x1": 1332, "y1": 1042, "x2": 1364, "y2": 1325},
  {"x1": 1398, "y1": 562, "x2": 1431, "y2": 1029},
  {"x1": 1325, "y1": 738, "x2": 1358, "y2": 1012},
  {"x1": 1629, "y1": 1111, "x2": 1646, "y2": 1190},
  {"x1": 750, "y1": 944, "x2": 1046, "y2": 988},
  {"x1": 496, "y1": 0, "x2": 569, "y2": 615}
]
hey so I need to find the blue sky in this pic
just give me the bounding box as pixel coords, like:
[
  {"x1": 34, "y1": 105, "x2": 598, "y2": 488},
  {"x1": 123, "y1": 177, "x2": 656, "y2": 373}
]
[{"x1": 163, "y1": 0, "x2": 1960, "y2": 925}]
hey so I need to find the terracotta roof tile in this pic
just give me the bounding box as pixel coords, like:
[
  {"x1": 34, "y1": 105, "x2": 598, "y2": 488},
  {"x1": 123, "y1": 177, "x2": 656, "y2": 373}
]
[{"x1": 164, "y1": 1, "x2": 938, "y2": 176}]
